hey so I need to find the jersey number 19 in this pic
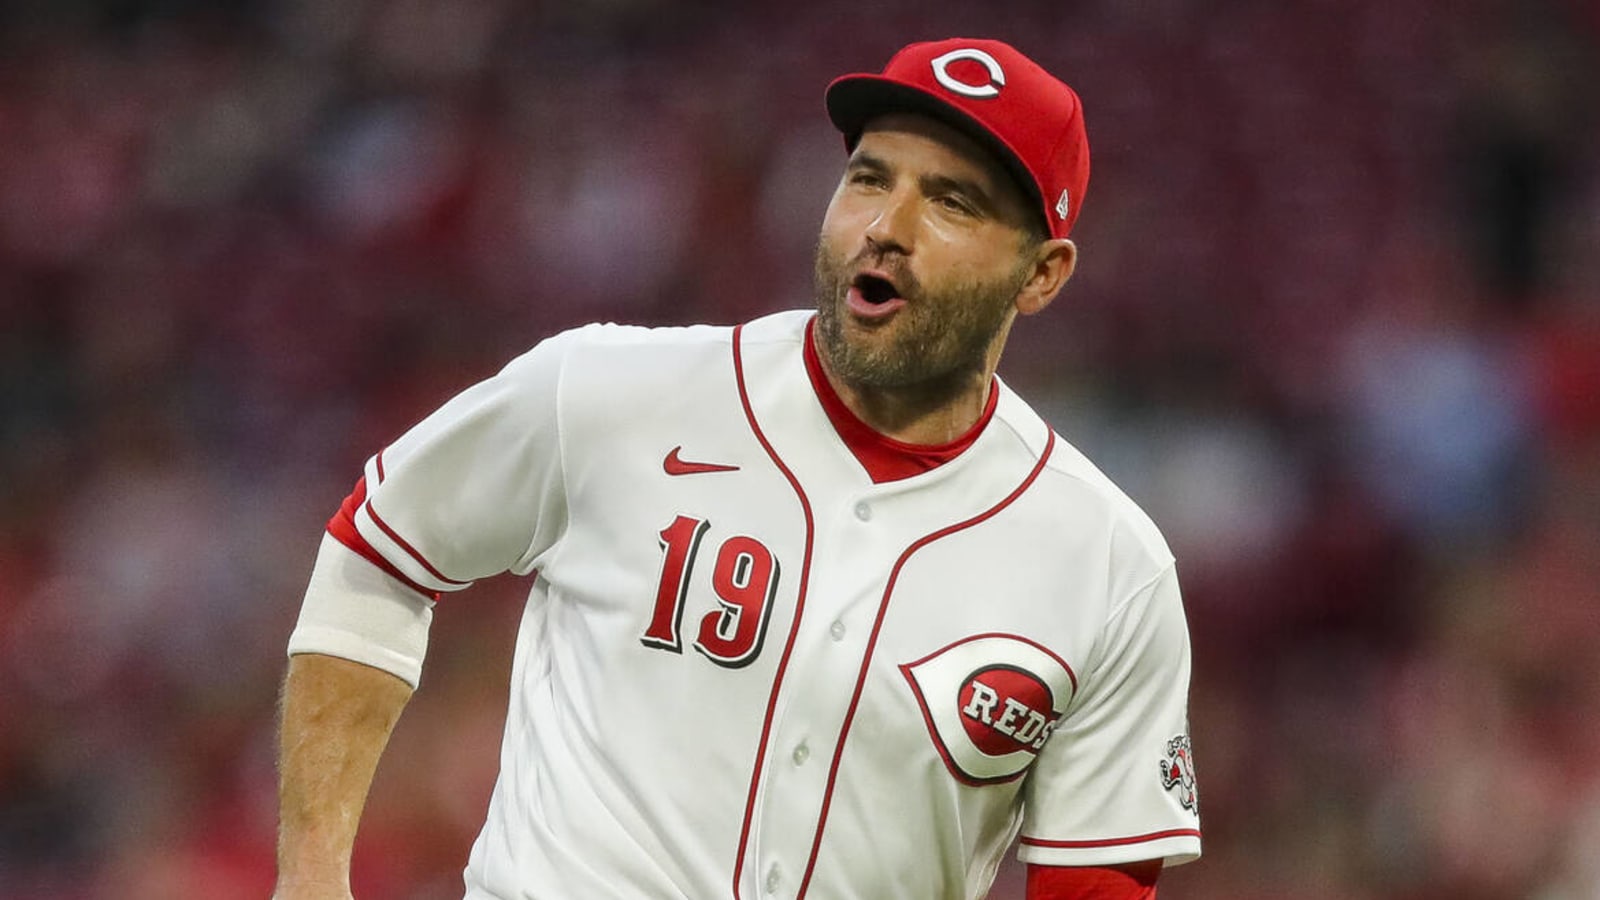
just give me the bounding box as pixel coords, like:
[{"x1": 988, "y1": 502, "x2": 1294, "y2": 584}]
[{"x1": 640, "y1": 514, "x2": 781, "y2": 669}]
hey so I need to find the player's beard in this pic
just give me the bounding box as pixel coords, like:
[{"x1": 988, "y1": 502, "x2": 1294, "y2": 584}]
[{"x1": 812, "y1": 241, "x2": 1030, "y2": 392}]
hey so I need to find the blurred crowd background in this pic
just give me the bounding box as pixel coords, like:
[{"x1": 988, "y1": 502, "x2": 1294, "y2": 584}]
[{"x1": 1, "y1": 0, "x2": 1598, "y2": 897}]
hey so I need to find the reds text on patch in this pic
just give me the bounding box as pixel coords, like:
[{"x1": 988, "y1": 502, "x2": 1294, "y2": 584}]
[
  {"x1": 901, "y1": 634, "x2": 1077, "y2": 785},
  {"x1": 959, "y1": 666, "x2": 1057, "y2": 753}
]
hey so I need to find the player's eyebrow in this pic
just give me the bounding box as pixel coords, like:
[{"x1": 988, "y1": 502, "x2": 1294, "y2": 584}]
[
  {"x1": 845, "y1": 150, "x2": 892, "y2": 176},
  {"x1": 848, "y1": 150, "x2": 1002, "y2": 215}
]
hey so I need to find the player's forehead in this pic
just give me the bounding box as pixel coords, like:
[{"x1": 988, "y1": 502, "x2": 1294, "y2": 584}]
[{"x1": 852, "y1": 113, "x2": 1033, "y2": 215}]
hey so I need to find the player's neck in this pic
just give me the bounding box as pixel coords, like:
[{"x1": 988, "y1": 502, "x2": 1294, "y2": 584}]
[{"x1": 821, "y1": 352, "x2": 999, "y2": 446}]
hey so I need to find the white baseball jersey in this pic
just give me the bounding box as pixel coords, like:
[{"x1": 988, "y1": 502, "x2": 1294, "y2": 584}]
[{"x1": 292, "y1": 309, "x2": 1201, "y2": 899}]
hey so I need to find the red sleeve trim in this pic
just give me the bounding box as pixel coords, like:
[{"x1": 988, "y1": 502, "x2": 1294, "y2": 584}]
[
  {"x1": 1021, "y1": 828, "x2": 1201, "y2": 849},
  {"x1": 326, "y1": 476, "x2": 440, "y2": 600},
  {"x1": 1027, "y1": 861, "x2": 1160, "y2": 900},
  {"x1": 361, "y1": 498, "x2": 471, "y2": 587}
]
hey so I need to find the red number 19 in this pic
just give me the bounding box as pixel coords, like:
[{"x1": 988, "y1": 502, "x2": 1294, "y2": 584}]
[{"x1": 641, "y1": 515, "x2": 779, "y2": 669}]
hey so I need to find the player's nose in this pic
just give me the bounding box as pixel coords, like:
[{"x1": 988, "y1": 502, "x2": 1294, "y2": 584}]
[{"x1": 862, "y1": 188, "x2": 917, "y2": 255}]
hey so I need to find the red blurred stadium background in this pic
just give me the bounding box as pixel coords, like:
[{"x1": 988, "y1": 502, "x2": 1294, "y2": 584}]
[{"x1": 1, "y1": 0, "x2": 1597, "y2": 896}]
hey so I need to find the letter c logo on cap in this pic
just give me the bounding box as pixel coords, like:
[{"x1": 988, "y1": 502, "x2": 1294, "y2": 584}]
[{"x1": 930, "y1": 48, "x2": 1005, "y2": 99}]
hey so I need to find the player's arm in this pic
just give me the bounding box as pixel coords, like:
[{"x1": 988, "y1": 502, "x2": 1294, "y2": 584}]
[
  {"x1": 275, "y1": 652, "x2": 413, "y2": 899},
  {"x1": 275, "y1": 534, "x2": 438, "y2": 897},
  {"x1": 271, "y1": 328, "x2": 576, "y2": 896},
  {"x1": 1027, "y1": 860, "x2": 1161, "y2": 899}
]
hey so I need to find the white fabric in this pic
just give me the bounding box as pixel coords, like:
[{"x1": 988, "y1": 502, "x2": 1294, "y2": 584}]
[
  {"x1": 295, "y1": 310, "x2": 1200, "y2": 899},
  {"x1": 1017, "y1": 563, "x2": 1199, "y2": 866},
  {"x1": 288, "y1": 533, "x2": 436, "y2": 689}
]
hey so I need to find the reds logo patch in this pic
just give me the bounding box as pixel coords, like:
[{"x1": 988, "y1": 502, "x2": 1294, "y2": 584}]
[
  {"x1": 901, "y1": 634, "x2": 1077, "y2": 785},
  {"x1": 1160, "y1": 734, "x2": 1198, "y2": 812}
]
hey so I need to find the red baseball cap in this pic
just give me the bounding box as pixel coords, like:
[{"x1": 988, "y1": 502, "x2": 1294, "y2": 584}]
[{"x1": 825, "y1": 38, "x2": 1090, "y2": 239}]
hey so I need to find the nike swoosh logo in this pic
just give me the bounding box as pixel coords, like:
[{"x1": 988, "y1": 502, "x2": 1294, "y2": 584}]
[{"x1": 663, "y1": 446, "x2": 740, "y2": 476}]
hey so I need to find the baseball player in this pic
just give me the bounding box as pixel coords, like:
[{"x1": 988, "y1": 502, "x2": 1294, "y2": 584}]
[{"x1": 275, "y1": 38, "x2": 1200, "y2": 900}]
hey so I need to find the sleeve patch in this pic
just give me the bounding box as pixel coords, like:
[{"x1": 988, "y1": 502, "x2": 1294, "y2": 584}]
[{"x1": 1159, "y1": 734, "x2": 1198, "y2": 812}]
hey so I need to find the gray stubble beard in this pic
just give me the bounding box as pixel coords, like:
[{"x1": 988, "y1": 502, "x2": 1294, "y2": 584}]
[{"x1": 811, "y1": 239, "x2": 1028, "y2": 392}]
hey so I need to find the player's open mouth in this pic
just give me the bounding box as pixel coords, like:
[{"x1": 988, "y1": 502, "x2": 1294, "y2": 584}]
[
  {"x1": 846, "y1": 272, "x2": 907, "y2": 319},
  {"x1": 854, "y1": 273, "x2": 900, "y2": 304}
]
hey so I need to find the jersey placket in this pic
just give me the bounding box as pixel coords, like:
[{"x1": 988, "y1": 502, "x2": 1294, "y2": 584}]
[{"x1": 739, "y1": 483, "x2": 924, "y2": 899}]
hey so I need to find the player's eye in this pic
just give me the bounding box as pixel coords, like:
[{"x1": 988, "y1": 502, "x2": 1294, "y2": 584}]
[
  {"x1": 935, "y1": 194, "x2": 976, "y2": 217},
  {"x1": 849, "y1": 169, "x2": 889, "y2": 189}
]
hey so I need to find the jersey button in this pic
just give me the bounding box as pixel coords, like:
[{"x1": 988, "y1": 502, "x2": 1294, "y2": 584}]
[
  {"x1": 853, "y1": 500, "x2": 871, "y2": 521},
  {"x1": 829, "y1": 620, "x2": 846, "y2": 641},
  {"x1": 765, "y1": 863, "x2": 781, "y2": 893},
  {"x1": 792, "y1": 742, "x2": 809, "y2": 766}
]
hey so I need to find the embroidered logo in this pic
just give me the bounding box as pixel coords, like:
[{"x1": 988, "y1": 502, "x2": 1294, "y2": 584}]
[
  {"x1": 959, "y1": 665, "x2": 1058, "y2": 752},
  {"x1": 1055, "y1": 189, "x2": 1071, "y2": 222},
  {"x1": 663, "y1": 446, "x2": 740, "y2": 476},
  {"x1": 1160, "y1": 734, "x2": 1198, "y2": 812},
  {"x1": 901, "y1": 634, "x2": 1077, "y2": 785},
  {"x1": 930, "y1": 48, "x2": 1006, "y2": 99}
]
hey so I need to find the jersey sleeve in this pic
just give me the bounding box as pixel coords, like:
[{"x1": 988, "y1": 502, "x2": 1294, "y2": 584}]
[
  {"x1": 1018, "y1": 564, "x2": 1201, "y2": 868},
  {"x1": 331, "y1": 327, "x2": 579, "y2": 595},
  {"x1": 288, "y1": 532, "x2": 437, "y2": 687}
]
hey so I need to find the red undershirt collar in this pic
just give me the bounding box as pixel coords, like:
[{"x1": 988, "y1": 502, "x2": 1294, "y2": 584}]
[{"x1": 802, "y1": 318, "x2": 997, "y2": 484}]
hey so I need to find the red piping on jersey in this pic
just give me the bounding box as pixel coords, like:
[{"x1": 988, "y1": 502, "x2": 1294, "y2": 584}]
[
  {"x1": 361, "y1": 447, "x2": 470, "y2": 590},
  {"x1": 327, "y1": 476, "x2": 440, "y2": 600},
  {"x1": 1021, "y1": 828, "x2": 1203, "y2": 849},
  {"x1": 795, "y1": 430, "x2": 1059, "y2": 898},
  {"x1": 900, "y1": 631, "x2": 1079, "y2": 694},
  {"x1": 728, "y1": 323, "x2": 819, "y2": 900},
  {"x1": 362, "y1": 499, "x2": 472, "y2": 588}
]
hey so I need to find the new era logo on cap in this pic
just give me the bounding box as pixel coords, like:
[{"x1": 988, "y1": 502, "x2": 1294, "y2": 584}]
[{"x1": 825, "y1": 38, "x2": 1090, "y2": 239}]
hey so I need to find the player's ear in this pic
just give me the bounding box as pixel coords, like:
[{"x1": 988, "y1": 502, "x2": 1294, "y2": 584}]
[{"x1": 1015, "y1": 238, "x2": 1077, "y2": 317}]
